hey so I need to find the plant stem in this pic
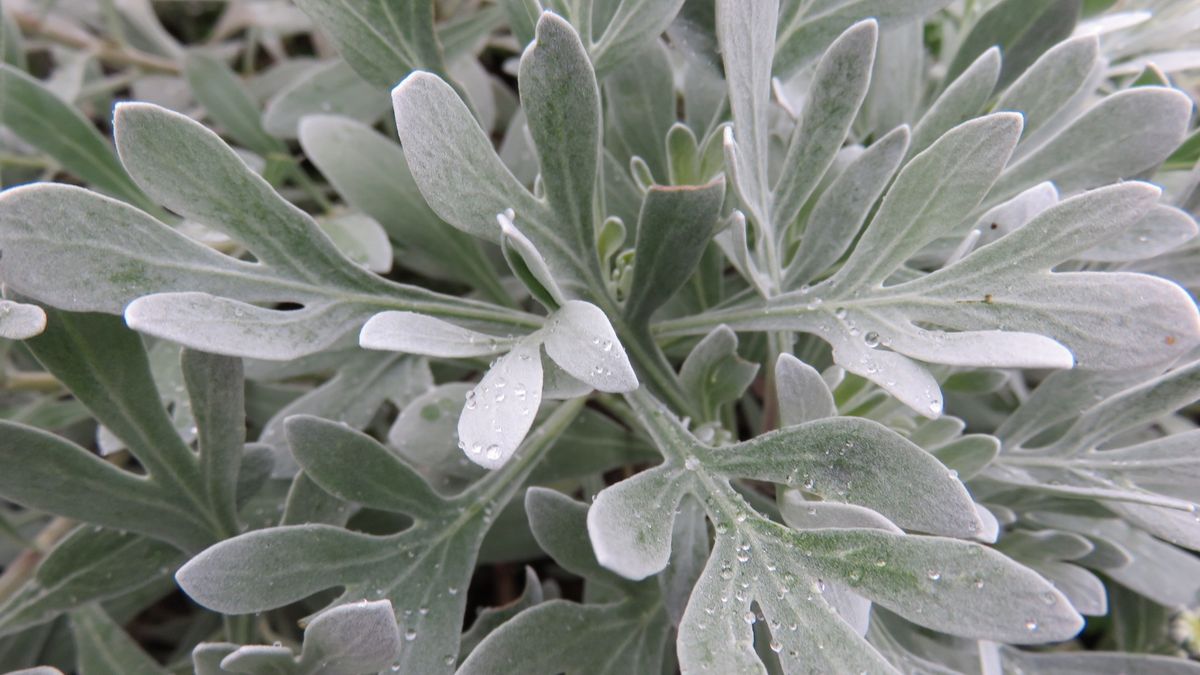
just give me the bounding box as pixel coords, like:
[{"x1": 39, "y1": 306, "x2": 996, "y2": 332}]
[
  {"x1": 11, "y1": 9, "x2": 180, "y2": 75},
  {"x1": 224, "y1": 614, "x2": 258, "y2": 644},
  {"x1": 0, "y1": 153, "x2": 51, "y2": 169},
  {"x1": 3, "y1": 371, "x2": 62, "y2": 392},
  {"x1": 0, "y1": 516, "x2": 75, "y2": 605}
]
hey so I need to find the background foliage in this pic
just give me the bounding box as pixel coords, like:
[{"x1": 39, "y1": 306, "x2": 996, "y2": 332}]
[{"x1": 0, "y1": 0, "x2": 1199, "y2": 673}]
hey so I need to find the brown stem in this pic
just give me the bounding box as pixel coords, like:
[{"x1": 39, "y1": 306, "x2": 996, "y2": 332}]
[
  {"x1": 12, "y1": 10, "x2": 180, "y2": 75},
  {"x1": 4, "y1": 371, "x2": 62, "y2": 392},
  {"x1": 0, "y1": 516, "x2": 76, "y2": 604}
]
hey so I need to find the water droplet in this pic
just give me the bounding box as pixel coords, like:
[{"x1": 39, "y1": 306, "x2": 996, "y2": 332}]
[
  {"x1": 863, "y1": 331, "x2": 880, "y2": 348},
  {"x1": 418, "y1": 606, "x2": 429, "y2": 615},
  {"x1": 444, "y1": 655, "x2": 455, "y2": 666},
  {"x1": 405, "y1": 628, "x2": 417, "y2": 641},
  {"x1": 927, "y1": 570, "x2": 941, "y2": 581},
  {"x1": 929, "y1": 399, "x2": 942, "y2": 414},
  {"x1": 802, "y1": 477, "x2": 815, "y2": 490},
  {"x1": 469, "y1": 443, "x2": 482, "y2": 455},
  {"x1": 834, "y1": 307, "x2": 847, "y2": 319},
  {"x1": 974, "y1": 578, "x2": 985, "y2": 589},
  {"x1": 685, "y1": 456, "x2": 700, "y2": 470},
  {"x1": 1042, "y1": 592, "x2": 1058, "y2": 605},
  {"x1": 769, "y1": 639, "x2": 783, "y2": 653},
  {"x1": 465, "y1": 390, "x2": 477, "y2": 410},
  {"x1": 874, "y1": 558, "x2": 887, "y2": 568},
  {"x1": 485, "y1": 444, "x2": 502, "y2": 460},
  {"x1": 743, "y1": 611, "x2": 756, "y2": 624},
  {"x1": 233, "y1": 307, "x2": 245, "y2": 318},
  {"x1": 720, "y1": 565, "x2": 734, "y2": 580},
  {"x1": 448, "y1": 586, "x2": 459, "y2": 595}
]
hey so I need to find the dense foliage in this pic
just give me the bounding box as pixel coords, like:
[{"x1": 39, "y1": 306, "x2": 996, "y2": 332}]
[{"x1": 0, "y1": 0, "x2": 1199, "y2": 673}]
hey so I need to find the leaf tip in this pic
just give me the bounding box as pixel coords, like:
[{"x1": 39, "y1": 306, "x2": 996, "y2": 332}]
[
  {"x1": 357, "y1": 311, "x2": 400, "y2": 351},
  {"x1": 585, "y1": 501, "x2": 656, "y2": 581},
  {"x1": 843, "y1": 17, "x2": 880, "y2": 44},
  {"x1": 989, "y1": 110, "x2": 1026, "y2": 138},
  {"x1": 390, "y1": 70, "x2": 446, "y2": 110}
]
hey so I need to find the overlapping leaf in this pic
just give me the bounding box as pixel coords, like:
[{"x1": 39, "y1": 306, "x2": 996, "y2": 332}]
[
  {"x1": 362, "y1": 300, "x2": 636, "y2": 468},
  {"x1": 459, "y1": 488, "x2": 671, "y2": 674},
  {"x1": 176, "y1": 400, "x2": 585, "y2": 675},
  {"x1": 586, "y1": 390, "x2": 1079, "y2": 672},
  {"x1": 0, "y1": 311, "x2": 244, "y2": 551},
  {"x1": 988, "y1": 359, "x2": 1200, "y2": 549},
  {"x1": 194, "y1": 600, "x2": 402, "y2": 675},
  {"x1": 0, "y1": 102, "x2": 538, "y2": 360}
]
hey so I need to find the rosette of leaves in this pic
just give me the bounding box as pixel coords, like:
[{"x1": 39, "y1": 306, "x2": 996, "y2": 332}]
[{"x1": 0, "y1": 0, "x2": 1198, "y2": 673}]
